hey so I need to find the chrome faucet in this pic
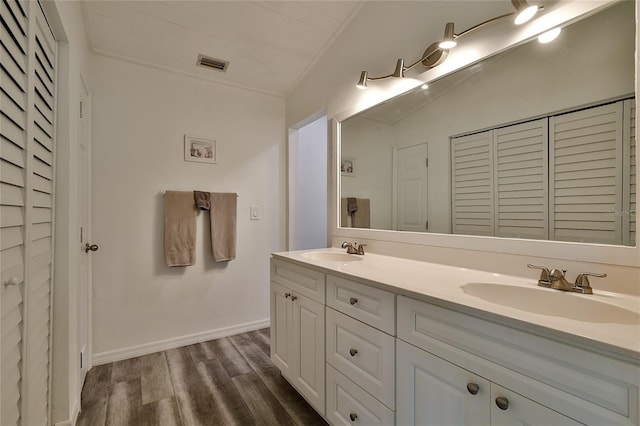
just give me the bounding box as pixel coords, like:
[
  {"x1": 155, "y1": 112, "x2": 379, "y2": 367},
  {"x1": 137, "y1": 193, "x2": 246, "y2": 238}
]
[
  {"x1": 341, "y1": 242, "x2": 366, "y2": 255},
  {"x1": 527, "y1": 264, "x2": 607, "y2": 294}
]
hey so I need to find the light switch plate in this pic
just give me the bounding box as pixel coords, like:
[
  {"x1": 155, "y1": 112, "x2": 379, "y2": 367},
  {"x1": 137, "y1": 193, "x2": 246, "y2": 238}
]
[{"x1": 250, "y1": 205, "x2": 260, "y2": 220}]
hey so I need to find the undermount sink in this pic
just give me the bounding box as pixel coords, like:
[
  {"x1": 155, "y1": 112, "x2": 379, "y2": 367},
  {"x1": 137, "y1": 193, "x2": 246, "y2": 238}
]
[
  {"x1": 461, "y1": 282, "x2": 640, "y2": 324},
  {"x1": 301, "y1": 251, "x2": 363, "y2": 263}
]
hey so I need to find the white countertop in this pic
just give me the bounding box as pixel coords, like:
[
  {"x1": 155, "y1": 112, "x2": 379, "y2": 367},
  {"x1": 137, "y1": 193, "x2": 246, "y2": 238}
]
[{"x1": 272, "y1": 248, "x2": 640, "y2": 363}]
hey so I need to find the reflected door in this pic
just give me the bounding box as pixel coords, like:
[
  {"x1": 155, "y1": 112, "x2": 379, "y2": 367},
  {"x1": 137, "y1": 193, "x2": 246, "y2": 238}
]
[{"x1": 395, "y1": 144, "x2": 429, "y2": 232}]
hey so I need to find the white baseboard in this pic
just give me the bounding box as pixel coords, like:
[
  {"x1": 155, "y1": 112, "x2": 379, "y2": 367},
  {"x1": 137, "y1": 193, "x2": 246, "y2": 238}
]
[{"x1": 92, "y1": 318, "x2": 270, "y2": 365}]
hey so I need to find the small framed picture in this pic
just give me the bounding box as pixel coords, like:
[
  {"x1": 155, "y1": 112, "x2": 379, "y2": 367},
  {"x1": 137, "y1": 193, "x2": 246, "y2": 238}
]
[
  {"x1": 341, "y1": 157, "x2": 355, "y2": 176},
  {"x1": 184, "y1": 135, "x2": 216, "y2": 164}
]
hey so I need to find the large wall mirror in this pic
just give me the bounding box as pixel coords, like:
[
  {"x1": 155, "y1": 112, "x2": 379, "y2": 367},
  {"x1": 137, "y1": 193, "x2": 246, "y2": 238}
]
[{"x1": 339, "y1": 1, "x2": 635, "y2": 248}]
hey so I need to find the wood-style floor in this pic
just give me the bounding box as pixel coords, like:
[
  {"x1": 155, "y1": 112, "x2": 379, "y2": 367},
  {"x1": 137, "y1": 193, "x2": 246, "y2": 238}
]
[{"x1": 76, "y1": 328, "x2": 327, "y2": 426}]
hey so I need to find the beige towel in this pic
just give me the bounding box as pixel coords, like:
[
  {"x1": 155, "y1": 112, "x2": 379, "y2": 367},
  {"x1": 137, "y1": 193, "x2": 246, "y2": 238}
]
[
  {"x1": 194, "y1": 191, "x2": 210, "y2": 210},
  {"x1": 164, "y1": 191, "x2": 197, "y2": 267},
  {"x1": 340, "y1": 197, "x2": 370, "y2": 228},
  {"x1": 210, "y1": 192, "x2": 238, "y2": 262}
]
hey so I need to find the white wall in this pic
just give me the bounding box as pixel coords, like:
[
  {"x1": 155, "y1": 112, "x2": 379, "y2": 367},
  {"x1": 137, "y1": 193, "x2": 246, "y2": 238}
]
[
  {"x1": 287, "y1": 0, "x2": 640, "y2": 294},
  {"x1": 290, "y1": 116, "x2": 328, "y2": 250},
  {"x1": 90, "y1": 55, "x2": 286, "y2": 358}
]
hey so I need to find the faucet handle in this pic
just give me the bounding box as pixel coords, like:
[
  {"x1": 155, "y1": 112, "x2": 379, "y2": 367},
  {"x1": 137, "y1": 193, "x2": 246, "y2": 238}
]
[
  {"x1": 341, "y1": 241, "x2": 353, "y2": 249},
  {"x1": 527, "y1": 264, "x2": 551, "y2": 286},
  {"x1": 356, "y1": 244, "x2": 366, "y2": 255},
  {"x1": 574, "y1": 272, "x2": 607, "y2": 294}
]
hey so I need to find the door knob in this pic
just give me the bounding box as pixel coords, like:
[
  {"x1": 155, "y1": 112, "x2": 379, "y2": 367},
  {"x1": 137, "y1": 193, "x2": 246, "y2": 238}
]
[{"x1": 85, "y1": 243, "x2": 99, "y2": 253}]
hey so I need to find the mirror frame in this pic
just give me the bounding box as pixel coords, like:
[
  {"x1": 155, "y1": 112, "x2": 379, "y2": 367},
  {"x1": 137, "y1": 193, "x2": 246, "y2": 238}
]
[{"x1": 330, "y1": 0, "x2": 639, "y2": 267}]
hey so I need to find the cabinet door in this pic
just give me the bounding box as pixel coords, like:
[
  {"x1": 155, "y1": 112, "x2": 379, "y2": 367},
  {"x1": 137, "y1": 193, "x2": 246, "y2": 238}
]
[
  {"x1": 270, "y1": 282, "x2": 293, "y2": 377},
  {"x1": 292, "y1": 293, "x2": 325, "y2": 415},
  {"x1": 396, "y1": 340, "x2": 490, "y2": 426},
  {"x1": 491, "y1": 384, "x2": 582, "y2": 426}
]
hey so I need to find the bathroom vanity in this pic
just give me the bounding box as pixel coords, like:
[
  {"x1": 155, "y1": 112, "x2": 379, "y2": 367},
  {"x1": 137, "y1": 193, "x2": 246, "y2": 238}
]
[{"x1": 270, "y1": 249, "x2": 640, "y2": 426}]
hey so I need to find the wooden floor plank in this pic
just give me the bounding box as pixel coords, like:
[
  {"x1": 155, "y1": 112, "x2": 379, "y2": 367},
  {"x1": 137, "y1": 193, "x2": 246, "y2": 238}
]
[
  {"x1": 230, "y1": 332, "x2": 327, "y2": 425},
  {"x1": 204, "y1": 337, "x2": 253, "y2": 378},
  {"x1": 232, "y1": 372, "x2": 298, "y2": 426},
  {"x1": 140, "y1": 351, "x2": 174, "y2": 405},
  {"x1": 141, "y1": 397, "x2": 182, "y2": 426},
  {"x1": 105, "y1": 379, "x2": 142, "y2": 426},
  {"x1": 77, "y1": 328, "x2": 325, "y2": 426}
]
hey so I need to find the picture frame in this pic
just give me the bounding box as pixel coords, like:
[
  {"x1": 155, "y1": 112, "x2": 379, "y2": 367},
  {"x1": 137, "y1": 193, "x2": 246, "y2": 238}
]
[
  {"x1": 341, "y1": 157, "x2": 355, "y2": 176},
  {"x1": 184, "y1": 135, "x2": 216, "y2": 164}
]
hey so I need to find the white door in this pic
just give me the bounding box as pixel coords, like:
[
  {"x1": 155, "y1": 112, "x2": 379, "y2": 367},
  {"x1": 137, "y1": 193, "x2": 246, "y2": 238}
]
[
  {"x1": 77, "y1": 81, "x2": 92, "y2": 388},
  {"x1": 396, "y1": 340, "x2": 490, "y2": 426},
  {"x1": 291, "y1": 293, "x2": 325, "y2": 414},
  {"x1": 395, "y1": 144, "x2": 428, "y2": 232}
]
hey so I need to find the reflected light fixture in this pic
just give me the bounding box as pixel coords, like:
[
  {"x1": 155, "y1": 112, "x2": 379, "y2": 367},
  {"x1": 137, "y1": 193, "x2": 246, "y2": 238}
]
[
  {"x1": 439, "y1": 22, "x2": 457, "y2": 49},
  {"x1": 356, "y1": 0, "x2": 543, "y2": 89},
  {"x1": 512, "y1": 0, "x2": 539, "y2": 25},
  {"x1": 538, "y1": 27, "x2": 561, "y2": 44}
]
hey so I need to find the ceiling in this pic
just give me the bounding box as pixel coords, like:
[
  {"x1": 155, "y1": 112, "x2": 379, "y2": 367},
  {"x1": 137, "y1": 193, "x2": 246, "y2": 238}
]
[{"x1": 81, "y1": 1, "x2": 363, "y2": 97}]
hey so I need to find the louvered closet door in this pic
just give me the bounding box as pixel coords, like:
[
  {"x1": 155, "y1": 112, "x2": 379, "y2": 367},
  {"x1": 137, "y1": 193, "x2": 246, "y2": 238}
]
[
  {"x1": 623, "y1": 99, "x2": 636, "y2": 246},
  {"x1": 494, "y1": 119, "x2": 548, "y2": 240},
  {"x1": 23, "y1": 5, "x2": 56, "y2": 425},
  {"x1": 1, "y1": 0, "x2": 29, "y2": 424},
  {"x1": 451, "y1": 130, "x2": 494, "y2": 236},
  {"x1": 549, "y1": 103, "x2": 623, "y2": 245},
  {"x1": 1, "y1": 1, "x2": 56, "y2": 425}
]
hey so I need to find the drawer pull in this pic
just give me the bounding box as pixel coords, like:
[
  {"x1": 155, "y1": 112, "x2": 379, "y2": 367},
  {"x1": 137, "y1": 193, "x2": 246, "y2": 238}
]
[
  {"x1": 349, "y1": 413, "x2": 358, "y2": 422},
  {"x1": 466, "y1": 383, "x2": 479, "y2": 395},
  {"x1": 349, "y1": 297, "x2": 358, "y2": 305},
  {"x1": 495, "y1": 396, "x2": 509, "y2": 411},
  {"x1": 349, "y1": 348, "x2": 358, "y2": 357},
  {"x1": 284, "y1": 292, "x2": 291, "y2": 299},
  {"x1": 291, "y1": 295, "x2": 298, "y2": 301}
]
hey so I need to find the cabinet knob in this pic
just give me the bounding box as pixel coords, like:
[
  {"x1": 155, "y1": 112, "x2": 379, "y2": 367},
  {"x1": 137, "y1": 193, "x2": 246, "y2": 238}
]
[
  {"x1": 349, "y1": 412, "x2": 358, "y2": 422},
  {"x1": 466, "y1": 383, "x2": 479, "y2": 395},
  {"x1": 349, "y1": 297, "x2": 358, "y2": 305},
  {"x1": 495, "y1": 396, "x2": 509, "y2": 410},
  {"x1": 291, "y1": 295, "x2": 298, "y2": 301},
  {"x1": 349, "y1": 348, "x2": 358, "y2": 357},
  {"x1": 284, "y1": 292, "x2": 291, "y2": 299}
]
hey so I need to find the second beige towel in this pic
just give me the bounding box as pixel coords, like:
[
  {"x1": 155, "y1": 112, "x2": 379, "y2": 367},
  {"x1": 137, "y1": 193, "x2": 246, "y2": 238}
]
[
  {"x1": 164, "y1": 191, "x2": 197, "y2": 267},
  {"x1": 210, "y1": 192, "x2": 238, "y2": 262}
]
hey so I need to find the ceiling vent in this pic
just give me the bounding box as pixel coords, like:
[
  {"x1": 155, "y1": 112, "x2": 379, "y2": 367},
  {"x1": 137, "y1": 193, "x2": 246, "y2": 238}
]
[{"x1": 196, "y1": 54, "x2": 229, "y2": 72}]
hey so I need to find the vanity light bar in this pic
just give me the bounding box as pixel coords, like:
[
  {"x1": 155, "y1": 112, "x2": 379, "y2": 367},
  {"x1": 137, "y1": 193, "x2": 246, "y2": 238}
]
[{"x1": 356, "y1": 0, "x2": 542, "y2": 89}]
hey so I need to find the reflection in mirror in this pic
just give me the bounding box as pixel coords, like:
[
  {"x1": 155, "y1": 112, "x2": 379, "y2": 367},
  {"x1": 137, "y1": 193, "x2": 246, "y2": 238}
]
[{"x1": 340, "y1": 1, "x2": 635, "y2": 246}]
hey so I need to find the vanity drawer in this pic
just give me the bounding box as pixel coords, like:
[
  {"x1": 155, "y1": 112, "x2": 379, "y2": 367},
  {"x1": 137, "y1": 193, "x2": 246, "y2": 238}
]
[
  {"x1": 270, "y1": 258, "x2": 325, "y2": 303},
  {"x1": 326, "y1": 364, "x2": 395, "y2": 426},
  {"x1": 326, "y1": 274, "x2": 395, "y2": 335},
  {"x1": 326, "y1": 307, "x2": 395, "y2": 409}
]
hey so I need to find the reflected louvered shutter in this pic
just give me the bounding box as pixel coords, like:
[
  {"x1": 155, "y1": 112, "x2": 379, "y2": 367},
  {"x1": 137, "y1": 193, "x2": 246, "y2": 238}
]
[
  {"x1": 1, "y1": 0, "x2": 29, "y2": 424},
  {"x1": 549, "y1": 103, "x2": 623, "y2": 245},
  {"x1": 451, "y1": 130, "x2": 494, "y2": 236},
  {"x1": 494, "y1": 119, "x2": 548, "y2": 239},
  {"x1": 623, "y1": 99, "x2": 636, "y2": 246}
]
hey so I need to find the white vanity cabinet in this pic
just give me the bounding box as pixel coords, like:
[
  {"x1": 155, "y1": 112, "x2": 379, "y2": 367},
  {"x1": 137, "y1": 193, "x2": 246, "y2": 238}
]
[
  {"x1": 270, "y1": 259, "x2": 326, "y2": 414},
  {"x1": 396, "y1": 295, "x2": 639, "y2": 426}
]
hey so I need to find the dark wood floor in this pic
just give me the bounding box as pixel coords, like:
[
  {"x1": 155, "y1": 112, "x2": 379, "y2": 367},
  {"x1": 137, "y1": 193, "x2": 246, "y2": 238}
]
[{"x1": 76, "y1": 328, "x2": 327, "y2": 426}]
